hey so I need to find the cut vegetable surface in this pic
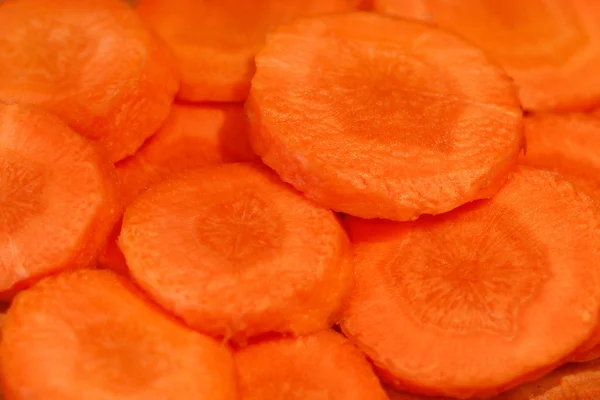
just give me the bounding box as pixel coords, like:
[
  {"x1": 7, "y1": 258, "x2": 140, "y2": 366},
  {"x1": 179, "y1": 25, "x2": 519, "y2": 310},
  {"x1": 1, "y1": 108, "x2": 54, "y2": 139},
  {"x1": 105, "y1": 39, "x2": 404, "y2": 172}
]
[
  {"x1": 236, "y1": 330, "x2": 388, "y2": 400},
  {"x1": 342, "y1": 167, "x2": 600, "y2": 398},
  {"x1": 0, "y1": 102, "x2": 120, "y2": 299},
  {"x1": 0, "y1": 269, "x2": 238, "y2": 400},
  {"x1": 0, "y1": 0, "x2": 179, "y2": 162},
  {"x1": 248, "y1": 11, "x2": 523, "y2": 221},
  {"x1": 136, "y1": 0, "x2": 360, "y2": 102},
  {"x1": 119, "y1": 163, "x2": 353, "y2": 341}
]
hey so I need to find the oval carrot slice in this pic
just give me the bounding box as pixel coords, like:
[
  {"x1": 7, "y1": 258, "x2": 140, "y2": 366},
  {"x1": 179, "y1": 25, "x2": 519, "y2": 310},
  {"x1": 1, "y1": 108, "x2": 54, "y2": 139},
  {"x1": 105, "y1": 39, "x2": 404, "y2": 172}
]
[
  {"x1": 248, "y1": 12, "x2": 523, "y2": 221},
  {"x1": 235, "y1": 330, "x2": 388, "y2": 400},
  {"x1": 341, "y1": 166, "x2": 600, "y2": 398},
  {"x1": 0, "y1": 0, "x2": 179, "y2": 162},
  {"x1": 374, "y1": 0, "x2": 600, "y2": 112},
  {"x1": 0, "y1": 269, "x2": 238, "y2": 400},
  {"x1": 136, "y1": 0, "x2": 360, "y2": 102},
  {"x1": 119, "y1": 163, "x2": 353, "y2": 341},
  {"x1": 0, "y1": 102, "x2": 121, "y2": 299}
]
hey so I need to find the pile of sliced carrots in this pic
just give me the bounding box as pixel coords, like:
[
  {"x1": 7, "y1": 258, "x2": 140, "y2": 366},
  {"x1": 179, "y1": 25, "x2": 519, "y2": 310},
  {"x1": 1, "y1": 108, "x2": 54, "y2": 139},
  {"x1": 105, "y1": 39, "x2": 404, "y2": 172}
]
[{"x1": 2, "y1": 0, "x2": 600, "y2": 399}]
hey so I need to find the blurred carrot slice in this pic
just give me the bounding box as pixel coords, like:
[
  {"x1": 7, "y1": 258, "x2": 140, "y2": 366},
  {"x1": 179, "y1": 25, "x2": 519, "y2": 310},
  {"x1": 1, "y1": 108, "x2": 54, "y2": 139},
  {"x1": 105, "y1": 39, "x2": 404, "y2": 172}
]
[{"x1": 0, "y1": 0, "x2": 179, "y2": 162}]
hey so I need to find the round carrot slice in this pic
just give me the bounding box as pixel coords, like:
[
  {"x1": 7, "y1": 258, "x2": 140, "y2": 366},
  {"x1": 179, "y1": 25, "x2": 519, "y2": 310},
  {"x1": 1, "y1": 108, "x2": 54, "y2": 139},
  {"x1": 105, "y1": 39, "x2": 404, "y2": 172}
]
[
  {"x1": 0, "y1": 102, "x2": 121, "y2": 299},
  {"x1": 341, "y1": 166, "x2": 600, "y2": 398},
  {"x1": 0, "y1": 0, "x2": 179, "y2": 162},
  {"x1": 0, "y1": 269, "x2": 238, "y2": 400},
  {"x1": 119, "y1": 163, "x2": 353, "y2": 341},
  {"x1": 248, "y1": 12, "x2": 523, "y2": 221},
  {"x1": 235, "y1": 330, "x2": 388, "y2": 400},
  {"x1": 136, "y1": 0, "x2": 360, "y2": 102}
]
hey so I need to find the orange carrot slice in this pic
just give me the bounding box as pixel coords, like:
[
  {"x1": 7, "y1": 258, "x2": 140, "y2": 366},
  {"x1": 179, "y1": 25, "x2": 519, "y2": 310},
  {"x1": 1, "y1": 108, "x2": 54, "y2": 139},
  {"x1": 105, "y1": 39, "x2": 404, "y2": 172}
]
[
  {"x1": 341, "y1": 166, "x2": 600, "y2": 398},
  {"x1": 0, "y1": 0, "x2": 179, "y2": 162},
  {"x1": 374, "y1": 0, "x2": 600, "y2": 112},
  {"x1": 119, "y1": 163, "x2": 353, "y2": 341},
  {"x1": 0, "y1": 269, "x2": 238, "y2": 399},
  {"x1": 248, "y1": 12, "x2": 523, "y2": 221},
  {"x1": 0, "y1": 102, "x2": 121, "y2": 299},
  {"x1": 235, "y1": 330, "x2": 388, "y2": 400}
]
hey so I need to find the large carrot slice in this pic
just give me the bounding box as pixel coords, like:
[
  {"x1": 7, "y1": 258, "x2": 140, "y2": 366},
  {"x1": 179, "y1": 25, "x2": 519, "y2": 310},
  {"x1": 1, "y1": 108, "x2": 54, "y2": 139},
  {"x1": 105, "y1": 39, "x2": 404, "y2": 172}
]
[
  {"x1": 374, "y1": 0, "x2": 600, "y2": 112},
  {"x1": 119, "y1": 163, "x2": 353, "y2": 341},
  {"x1": 0, "y1": 269, "x2": 238, "y2": 399},
  {"x1": 0, "y1": 0, "x2": 179, "y2": 162},
  {"x1": 0, "y1": 102, "x2": 120, "y2": 299},
  {"x1": 248, "y1": 12, "x2": 523, "y2": 221},
  {"x1": 136, "y1": 0, "x2": 360, "y2": 102},
  {"x1": 341, "y1": 166, "x2": 600, "y2": 398},
  {"x1": 235, "y1": 330, "x2": 388, "y2": 400}
]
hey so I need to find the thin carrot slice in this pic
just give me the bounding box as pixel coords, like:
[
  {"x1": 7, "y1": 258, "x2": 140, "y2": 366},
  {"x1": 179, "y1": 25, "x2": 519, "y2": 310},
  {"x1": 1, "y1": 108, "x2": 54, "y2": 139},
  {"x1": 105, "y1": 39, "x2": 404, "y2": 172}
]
[
  {"x1": 374, "y1": 0, "x2": 600, "y2": 112},
  {"x1": 0, "y1": 269, "x2": 238, "y2": 400},
  {"x1": 119, "y1": 163, "x2": 353, "y2": 341},
  {"x1": 0, "y1": 102, "x2": 121, "y2": 299},
  {"x1": 248, "y1": 12, "x2": 523, "y2": 221},
  {"x1": 0, "y1": 0, "x2": 179, "y2": 162},
  {"x1": 341, "y1": 166, "x2": 600, "y2": 398},
  {"x1": 235, "y1": 330, "x2": 388, "y2": 400}
]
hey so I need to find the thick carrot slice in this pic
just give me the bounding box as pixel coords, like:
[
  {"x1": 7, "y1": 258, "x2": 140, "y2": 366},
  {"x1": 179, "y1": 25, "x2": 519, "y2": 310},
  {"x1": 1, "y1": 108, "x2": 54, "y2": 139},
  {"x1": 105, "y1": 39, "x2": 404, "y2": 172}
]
[
  {"x1": 235, "y1": 330, "x2": 388, "y2": 400},
  {"x1": 341, "y1": 166, "x2": 600, "y2": 398},
  {"x1": 136, "y1": 0, "x2": 360, "y2": 102},
  {"x1": 119, "y1": 163, "x2": 353, "y2": 341},
  {"x1": 0, "y1": 0, "x2": 179, "y2": 162},
  {"x1": 248, "y1": 12, "x2": 523, "y2": 221},
  {"x1": 0, "y1": 269, "x2": 238, "y2": 400},
  {"x1": 374, "y1": 0, "x2": 600, "y2": 112},
  {"x1": 0, "y1": 102, "x2": 121, "y2": 299}
]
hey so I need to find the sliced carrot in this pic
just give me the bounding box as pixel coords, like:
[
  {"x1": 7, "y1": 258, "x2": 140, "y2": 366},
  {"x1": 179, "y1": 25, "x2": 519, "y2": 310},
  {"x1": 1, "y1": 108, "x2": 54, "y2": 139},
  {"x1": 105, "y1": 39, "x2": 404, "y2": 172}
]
[
  {"x1": 374, "y1": 0, "x2": 600, "y2": 112},
  {"x1": 341, "y1": 166, "x2": 600, "y2": 398},
  {"x1": 136, "y1": 0, "x2": 361, "y2": 102},
  {"x1": 119, "y1": 163, "x2": 353, "y2": 341},
  {"x1": 0, "y1": 0, "x2": 179, "y2": 162},
  {"x1": 248, "y1": 12, "x2": 523, "y2": 221},
  {"x1": 0, "y1": 102, "x2": 121, "y2": 299},
  {"x1": 0, "y1": 269, "x2": 238, "y2": 399},
  {"x1": 235, "y1": 330, "x2": 388, "y2": 400}
]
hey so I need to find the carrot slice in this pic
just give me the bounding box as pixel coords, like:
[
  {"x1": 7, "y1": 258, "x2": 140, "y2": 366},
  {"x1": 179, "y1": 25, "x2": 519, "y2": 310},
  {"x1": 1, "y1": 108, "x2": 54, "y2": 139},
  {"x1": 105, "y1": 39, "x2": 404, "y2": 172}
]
[
  {"x1": 374, "y1": 0, "x2": 600, "y2": 112},
  {"x1": 136, "y1": 0, "x2": 360, "y2": 102},
  {"x1": 0, "y1": 102, "x2": 121, "y2": 299},
  {"x1": 0, "y1": 269, "x2": 238, "y2": 400},
  {"x1": 119, "y1": 163, "x2": 353, "y2": 341},
  {"x1": 235, "y1": 330, "x2": 388, "y2": 400},
  {"x1": 341, "y1": 166, "x2": 600, "y2": 398},
  {"x1": 0, "y1": 0, "x2": 179, "y2": 162},
  {"x1": 248, "y1": 12, "x2": 523, "y2": 221}
]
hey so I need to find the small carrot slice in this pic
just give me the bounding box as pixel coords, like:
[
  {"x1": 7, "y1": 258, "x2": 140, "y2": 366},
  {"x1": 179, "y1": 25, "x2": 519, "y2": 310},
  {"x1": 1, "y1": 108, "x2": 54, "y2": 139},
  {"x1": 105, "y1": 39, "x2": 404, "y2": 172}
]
[
  {"x1": 0, "y1": 102, "x2": 120, "y2": 299},
  {"x1": 119, "y1": 163, "x2": 353, "y2": 341},
  {"x1": 341, "y1": 166, "x2": 600, "y2": 398},
  {"x1": 0, "y1": 0, "x2": 179, "y2": 162},
  {"x1": 235, "y1": 330, "x2": 388, "y2": 400},
  {"x1": 248, "y1": 12, "x2": 523, "y2": 221},
  {"x1": 0, "y1": 269, "x2": 238, "y2": 400},
  {"x1": 136, "y1": 0, "x2": 359, "y2": 102}
]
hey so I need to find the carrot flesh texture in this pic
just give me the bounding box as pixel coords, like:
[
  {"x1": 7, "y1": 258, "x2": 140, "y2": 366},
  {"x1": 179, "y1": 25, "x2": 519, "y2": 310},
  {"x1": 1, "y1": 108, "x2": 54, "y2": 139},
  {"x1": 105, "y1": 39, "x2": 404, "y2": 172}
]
[
  {"x1": 385, "y1": 386, "x2": 451, "y2": 400},
  {"x1": 136, "y1": 0, "x2": 360, "y2": 102},
  {"x1": 119, "y1": 163, "x2": 353, "y2": 341},
  {"x1": 248, "y1": 12, "x2": 523, "y2": 221},
  {"x1": 235, "y1": 330, "x2": 388, "y2": 400},
  {"x1": 341, "y1": 166, "x2": 600, "y2": 398},
  {"x1": 0, "y1": 0, "x2": 179, "y2": 162},
  {"x1": 0, "y1": 102, "x2": 121, "y2": 299}
]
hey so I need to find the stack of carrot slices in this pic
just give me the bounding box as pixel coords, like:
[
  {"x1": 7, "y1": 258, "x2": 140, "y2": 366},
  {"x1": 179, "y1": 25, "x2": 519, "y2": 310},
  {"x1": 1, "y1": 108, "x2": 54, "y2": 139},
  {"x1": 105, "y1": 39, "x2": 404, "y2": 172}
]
[{"x1": 2, "y1": 0, "x2": 600, "y2": 399}]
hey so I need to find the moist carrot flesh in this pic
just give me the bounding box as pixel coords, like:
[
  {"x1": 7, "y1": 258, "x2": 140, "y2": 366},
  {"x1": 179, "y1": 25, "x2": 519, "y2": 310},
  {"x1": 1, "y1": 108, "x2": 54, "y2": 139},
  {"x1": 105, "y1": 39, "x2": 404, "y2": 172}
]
[
  {"x1": 0, "y1": 0, "x2": 179, "y2": 162},
  {"x1": 119, "y1": 163, "x2": 353, "y2": 342},
  {"x1": 341, "y1": 166, "x2": 600, "y2": 398},
  {"x1": 247, "y1": 11, "x2": 523, "y2": 221},
  {"x1": 0, "y1": 102, "x2": 121, "y2": 299}
]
